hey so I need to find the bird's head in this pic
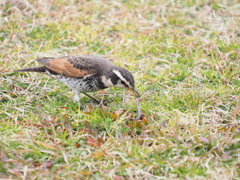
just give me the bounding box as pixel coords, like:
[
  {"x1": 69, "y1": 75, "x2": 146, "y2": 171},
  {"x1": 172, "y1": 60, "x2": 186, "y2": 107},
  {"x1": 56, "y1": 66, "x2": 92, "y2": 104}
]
[{"x1": 102, "y1": 67, "x2": 140, "y2": 97}]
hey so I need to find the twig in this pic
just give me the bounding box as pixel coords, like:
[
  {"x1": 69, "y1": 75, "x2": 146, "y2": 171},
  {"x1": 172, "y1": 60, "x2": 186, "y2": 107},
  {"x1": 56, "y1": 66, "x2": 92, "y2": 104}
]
[{"x1": 135, "y1": 98, "x2": 142, "y2": 119}]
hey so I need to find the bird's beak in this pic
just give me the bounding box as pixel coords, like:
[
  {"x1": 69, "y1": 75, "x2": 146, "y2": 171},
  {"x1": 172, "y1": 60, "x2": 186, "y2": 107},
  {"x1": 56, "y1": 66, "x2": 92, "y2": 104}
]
[{"x1": 128, "y1": 88, "x2": 140, "y2": 97}]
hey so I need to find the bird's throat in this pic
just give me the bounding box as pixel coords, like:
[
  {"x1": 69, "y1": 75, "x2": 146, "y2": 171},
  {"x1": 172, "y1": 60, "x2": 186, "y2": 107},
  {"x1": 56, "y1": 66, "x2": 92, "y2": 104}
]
[{"x1": 101, "y1": 75, "x2": 114, "y2": 87}]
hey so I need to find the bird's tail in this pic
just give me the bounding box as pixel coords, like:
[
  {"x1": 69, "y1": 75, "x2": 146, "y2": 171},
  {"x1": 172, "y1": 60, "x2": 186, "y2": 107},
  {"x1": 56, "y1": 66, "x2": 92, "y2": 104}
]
[{"x1": 14, "y1": 66, "x2": 46, "y2": 73}]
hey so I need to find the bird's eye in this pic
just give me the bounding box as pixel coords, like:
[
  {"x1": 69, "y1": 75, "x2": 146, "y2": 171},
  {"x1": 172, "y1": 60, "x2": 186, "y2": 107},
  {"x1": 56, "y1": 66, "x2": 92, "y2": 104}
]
[{"x1": 121, "y1": 80, "x2": 128, "y2": 87}]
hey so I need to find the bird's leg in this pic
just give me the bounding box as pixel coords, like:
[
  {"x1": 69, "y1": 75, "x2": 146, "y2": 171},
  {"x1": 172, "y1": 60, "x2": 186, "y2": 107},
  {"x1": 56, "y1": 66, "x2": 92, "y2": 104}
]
[
  {"x1": 82, "y1": 92, "x2": 101, "y2": 104},
  {"x1": 83, "y1": 92, "x2": 107, "y2": 106},
  {"x1": 74, "y1": 92, "x2": 80, "y2": 102},
  {"x1": 74, "y1": 91, "x2": 85, "y2": 109}
]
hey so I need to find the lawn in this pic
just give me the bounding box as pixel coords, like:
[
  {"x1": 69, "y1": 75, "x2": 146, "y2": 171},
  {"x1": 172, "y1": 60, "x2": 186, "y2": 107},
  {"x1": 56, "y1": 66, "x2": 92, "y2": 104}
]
[{"x1": 0, "y1": 0, "x2": 239, "y2": 179}]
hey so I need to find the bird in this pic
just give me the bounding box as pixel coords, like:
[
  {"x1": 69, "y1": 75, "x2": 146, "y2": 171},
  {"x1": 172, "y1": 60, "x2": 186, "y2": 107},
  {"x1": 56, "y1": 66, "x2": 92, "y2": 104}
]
[{"x1": 15, "y1": 55, "x2": 140, "y2": 105}]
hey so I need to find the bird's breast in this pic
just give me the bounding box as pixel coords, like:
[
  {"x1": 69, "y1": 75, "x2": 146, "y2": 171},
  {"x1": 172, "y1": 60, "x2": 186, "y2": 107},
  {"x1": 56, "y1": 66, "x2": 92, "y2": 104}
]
[{"x1": 49, "y1": 72, "x2": 106, "y2": 92}]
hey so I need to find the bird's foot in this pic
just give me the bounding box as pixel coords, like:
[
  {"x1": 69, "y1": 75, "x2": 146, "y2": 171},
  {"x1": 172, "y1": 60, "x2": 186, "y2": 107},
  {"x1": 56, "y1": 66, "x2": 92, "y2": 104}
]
[
  {"x1": 100, "y1": 99, "x2": 108, "y2": 106},
  {"x1": 89, "y1": 99, "x2": 108, "y2": 106},
  {"x1": 77, "y1": 102, "x2": 85, "y2": 110}
]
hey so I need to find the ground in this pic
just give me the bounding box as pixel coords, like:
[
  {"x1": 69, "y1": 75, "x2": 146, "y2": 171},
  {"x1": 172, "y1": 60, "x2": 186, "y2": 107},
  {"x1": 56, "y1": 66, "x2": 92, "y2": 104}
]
[{"x1": 0, "y1": 0, "x2": 239, "y2": 179}]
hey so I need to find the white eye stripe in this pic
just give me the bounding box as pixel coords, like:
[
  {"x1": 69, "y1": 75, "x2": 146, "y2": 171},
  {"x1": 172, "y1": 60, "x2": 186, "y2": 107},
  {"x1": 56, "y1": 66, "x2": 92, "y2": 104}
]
[
  {"x1": 113, "y1": 70, "x2": 131, "y2": 87},
  {"x1": 113, "y1": 70, "x2": 126, "y2": 81}
]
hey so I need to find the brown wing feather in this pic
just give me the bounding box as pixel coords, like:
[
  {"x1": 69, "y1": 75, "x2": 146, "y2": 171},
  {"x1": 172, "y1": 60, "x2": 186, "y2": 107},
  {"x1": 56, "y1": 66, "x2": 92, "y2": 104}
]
[{"x1": 45, "y1": 58, "x2": 96, "y2": 78}]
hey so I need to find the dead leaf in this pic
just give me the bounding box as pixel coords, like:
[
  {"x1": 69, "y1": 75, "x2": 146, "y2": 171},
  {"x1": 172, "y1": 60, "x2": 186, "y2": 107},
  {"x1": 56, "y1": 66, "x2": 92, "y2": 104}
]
[
  {"x1": 14, "y1": 86, "x2": 23, "y2": 91},
  {"x1": 198, "y1": 137, "x2": 210, "y2": 144},
  {"x1": 233, "y1": 96, "x2": 240, "y2": 122},
  {"x1": 114, "y1": 175, "x2": 125, "y2": 180},
  {"x1": 17, "y1": 120, "x2": 43, "y2": 128},
  {"x1": 112, "y1": 113, "x2": 119, "y2": 120},
  {"x1": 74, "y1": 143, "x2": 81, "y2": 148},
  {"x1": 42, "y1": 160, "x2": 54, "y2": 169},
  {"x1": 127, "y1": 114, "x2": 149, "y2": 129},
  {"x1": 9, "y1": 92, "x2": 17, "y2": 97},
  {"x1": 1, "y1": 150, "x2": 8, "y2": 162},
  {"x1": 91, "y1": 151, "x2": 105, "y2": 159},
  {"x1": 122, "y1": 131, "x2": 128, "y2": 136},
  {"x1": 83, "y1": 111, "x2": 91, "y2": 115},
  {"x1": 86, "y1": 103, "x2": 94, "y2": 111},
  {"x1": 97, "y1": 137, "x2": 105, "y2": 144},
  {"x1": 79, "y1": 170, "x2": 93, "y2": 176},
  {"x1": 236, "y1": 163, "x2": 240, "y2": 168},
  {"x1": 59, "y1": 106, "x2": 68, "y2": 110},
  {"x1": 159, "y1": 120, "x2": 168, "y2": 128},
  {"x1": 113, "y1": 109, "x2": 125, "y2": 119},
  {"x1": 128, "y1": 120, "x2": 143, "y2": 128},
  {"x1": 86, "y1": 137, "x2": 101, "y2": 148},
  {"x1": 221, "y1": 151, "x2": 232, "y2": 159},
  {"x1": 78, "y1": 128, "x2": 93, "y2": 134},
  {"x1": 7, "y1": 169, "x2": 22, "y2": 177},
  {"x1": 105, "y1": 109, "x2": 125, "y2": 120},
  {"x1": 141, "y1": 114, "x2": 149, "y2": 125},
  {"x1": 33, "y1": 162, "x2": 41, "y2": 167}
]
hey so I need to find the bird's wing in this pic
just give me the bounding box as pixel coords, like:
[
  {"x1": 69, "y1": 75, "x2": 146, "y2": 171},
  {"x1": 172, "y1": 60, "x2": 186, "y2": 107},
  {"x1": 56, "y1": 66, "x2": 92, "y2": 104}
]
[{"x1": 37, "y1": 57, "x2": 97, "y2": 78}]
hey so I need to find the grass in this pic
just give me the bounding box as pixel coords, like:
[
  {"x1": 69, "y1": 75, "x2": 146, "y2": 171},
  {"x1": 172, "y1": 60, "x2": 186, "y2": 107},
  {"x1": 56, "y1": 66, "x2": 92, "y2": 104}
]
[{"x1": 0, "y1": 0, "x2": 239, "y2": 179}]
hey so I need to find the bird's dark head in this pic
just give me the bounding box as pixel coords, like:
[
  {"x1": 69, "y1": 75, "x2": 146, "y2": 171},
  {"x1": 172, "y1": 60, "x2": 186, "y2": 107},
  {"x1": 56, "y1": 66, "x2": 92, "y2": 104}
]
[{"x1": 102, "y1": 67, "x2": 140, "y2": 97}]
